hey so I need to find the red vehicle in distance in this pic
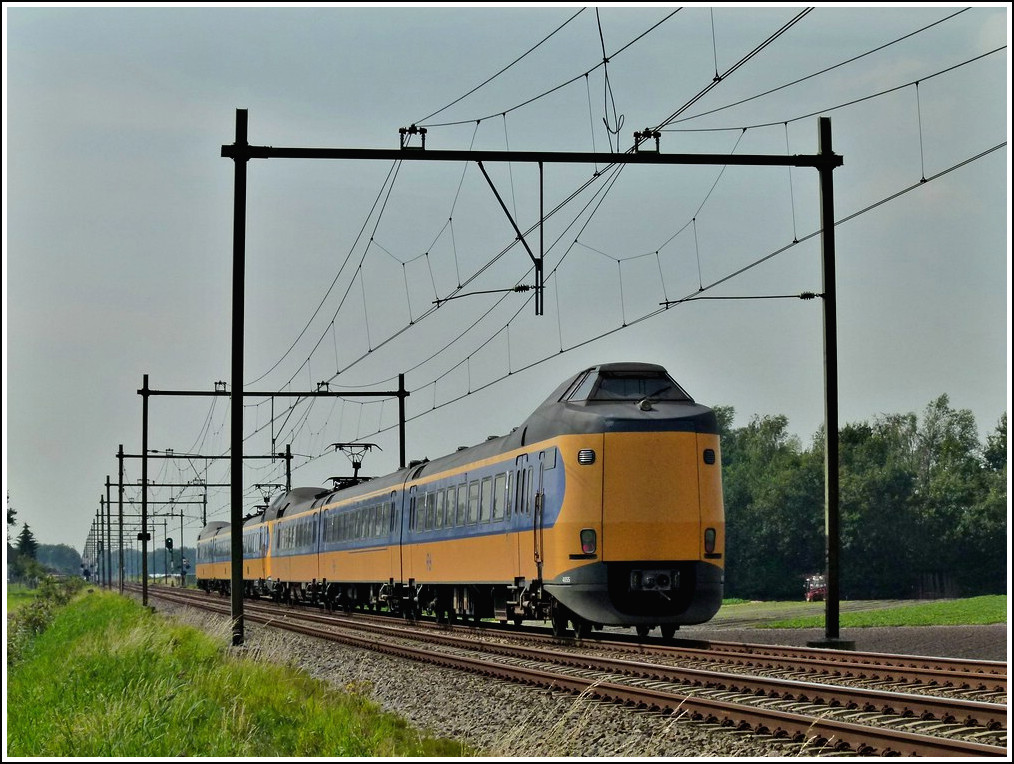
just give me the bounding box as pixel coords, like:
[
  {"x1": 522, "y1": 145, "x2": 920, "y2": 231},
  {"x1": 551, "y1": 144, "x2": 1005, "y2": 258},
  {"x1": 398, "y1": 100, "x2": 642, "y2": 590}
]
[{"x1": 804, "y1": 574, "x2": 827, "y2": 602}]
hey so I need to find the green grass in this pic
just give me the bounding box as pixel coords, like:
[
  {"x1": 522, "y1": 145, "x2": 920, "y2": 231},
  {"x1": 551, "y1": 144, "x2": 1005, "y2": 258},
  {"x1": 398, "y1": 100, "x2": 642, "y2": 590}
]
[
  {"x1": 760, "y1": 595, "x2": 1007, "y2": 629},
  {"x1": 7, "y1": 589, "x2": 468, "y2": 757},
  {"x1": 721, "y1": 597, "x2": 751, "y2": 606},
  {"x1": 6, "y1": 583, "x2": 41, "y2": 612}
]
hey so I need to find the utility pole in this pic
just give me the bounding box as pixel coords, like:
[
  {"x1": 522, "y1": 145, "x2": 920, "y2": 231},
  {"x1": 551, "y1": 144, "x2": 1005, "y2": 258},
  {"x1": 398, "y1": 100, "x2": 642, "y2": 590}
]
[
  {"x1": 118, "y1": 445, "x2": 125, "y2": 593},
  {"x1": 105, "y1": 477, "x2": 112, "y2": 589}
]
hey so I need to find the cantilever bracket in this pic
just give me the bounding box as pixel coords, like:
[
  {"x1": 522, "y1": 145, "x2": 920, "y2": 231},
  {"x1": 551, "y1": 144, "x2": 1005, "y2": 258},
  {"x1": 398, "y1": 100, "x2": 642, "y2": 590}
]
[{"x1": 476, "y1": 161, "x2": 544, "y2": 316}]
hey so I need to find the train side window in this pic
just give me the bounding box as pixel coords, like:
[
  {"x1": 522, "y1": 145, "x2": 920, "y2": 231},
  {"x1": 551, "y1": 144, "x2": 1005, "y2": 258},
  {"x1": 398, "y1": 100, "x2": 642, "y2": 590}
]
[
  {"x1": 479, "y1": 476, "x2": 492, "y2": 523},
  {"x1": 433, "y1": 490, "x2": 444, "y2": 530},
  {"x1": 567, "y1": 371, "x2": 597, "y2": 401},
  {"x1": 443, "y1": 488, "x2": 454, "y2": 527},
  {"x1": 515, "y1": 467, "x2": 524, "y2": 516},
  {"x1": 425, "y1": 492, "x2": 435, "y2": 531},
  {"x1": 467, "y1": 480, "x2": 480, "y2": 524},
  {"x1": 525, "y1": 466, "x2": 533, "y2": 514},
  {"x1": 492, "y1": 473, "x2": 507, "y2": 521},
  {"x1": 561, "y1": 370, "x2": 591, "y2": 401},
  {"x1": 456, "y1": 484, "x2": 468, "y2": 526}
]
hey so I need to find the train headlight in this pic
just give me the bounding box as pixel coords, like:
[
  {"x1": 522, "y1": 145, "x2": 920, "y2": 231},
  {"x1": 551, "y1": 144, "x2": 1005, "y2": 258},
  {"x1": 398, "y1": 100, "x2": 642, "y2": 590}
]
[
  {"x1": 580, "y1": 529, "x2": 597, "y2": 554},
  {"x1": 577, "y1": 449, "x2": 596, "y2": 465},
  {"x1": 704, "y1": 527, "x2": 716, "y2": 554}
]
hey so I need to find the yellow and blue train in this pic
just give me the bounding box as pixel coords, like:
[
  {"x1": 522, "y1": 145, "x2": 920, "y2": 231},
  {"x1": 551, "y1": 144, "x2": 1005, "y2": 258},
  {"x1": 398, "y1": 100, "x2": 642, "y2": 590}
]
[{"x1": 196, "y1": 362, "x2": 725, "y2": 638}]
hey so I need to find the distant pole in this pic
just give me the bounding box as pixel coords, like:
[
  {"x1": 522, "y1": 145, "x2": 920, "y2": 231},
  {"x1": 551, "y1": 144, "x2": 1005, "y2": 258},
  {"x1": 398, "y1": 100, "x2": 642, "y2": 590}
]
[
  {"x1": 97, "y1": 501, "x2": 104, "y2": 587},
  {"x1": 105, "y1": 476, "x2": 112, "y2": 589},
  {"x1": 141, "y1": 374, "x2": 150, "y2": 606},
  {"x1": 118, "y1": 444, "x2": 125, "y2": 593},
  {"x1": 229, "y1": 107, "x2": 249, "y2": 646},
  {"x1": 180, "y1": 509, "x2": 185, "y2": 587}
]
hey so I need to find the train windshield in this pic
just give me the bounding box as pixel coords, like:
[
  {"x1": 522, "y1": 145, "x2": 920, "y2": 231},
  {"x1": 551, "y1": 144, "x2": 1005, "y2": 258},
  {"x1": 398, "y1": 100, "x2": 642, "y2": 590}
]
[{"x1": 566, "y1": 370, "x2": 692, "y2": 402}]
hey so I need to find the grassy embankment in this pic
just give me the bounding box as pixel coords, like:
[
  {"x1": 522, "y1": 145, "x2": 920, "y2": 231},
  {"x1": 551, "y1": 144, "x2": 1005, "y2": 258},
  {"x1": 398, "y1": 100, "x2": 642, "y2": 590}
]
[
  {"x1": 6, "y1": 584, "x2": 468, "y2": 757},
  {"x1": 754, "y1": 595, "x2": 1007, "y2": 628}
]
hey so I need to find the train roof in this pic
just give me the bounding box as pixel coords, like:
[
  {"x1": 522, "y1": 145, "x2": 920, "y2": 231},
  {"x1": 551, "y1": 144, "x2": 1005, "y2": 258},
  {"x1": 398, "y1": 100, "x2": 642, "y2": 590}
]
[
  {"x1": 236, "y1": 362, "x2": 716, "y2": 518},
  {"x1": 196, "y1": 520, "x2": 230, "y2": 541},
  {"x1": 405, "y1": 361, "x2": 715, "y2": 480},
  {"x1": 519, "y1": 361, "x2": 717, "y2": 442}
]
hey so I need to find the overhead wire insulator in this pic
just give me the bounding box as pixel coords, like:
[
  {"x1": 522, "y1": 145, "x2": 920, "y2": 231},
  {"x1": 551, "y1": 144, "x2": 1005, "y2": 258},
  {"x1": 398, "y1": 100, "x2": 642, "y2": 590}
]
[{"x1": 399, "y1": 124, "x2": 427, "y2": 150}]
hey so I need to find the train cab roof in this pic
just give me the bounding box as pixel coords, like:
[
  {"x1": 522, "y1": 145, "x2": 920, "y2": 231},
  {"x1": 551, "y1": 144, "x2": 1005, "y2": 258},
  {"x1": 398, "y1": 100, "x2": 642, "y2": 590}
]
[
  {"x1": 520, "y1": 362, "x2": 719, "y2": 441},
  {"x1": 196, "y1": 520, "x2": 230, "y2": 541},
  {"x1": 261, "y1": 486, "x2": 326, "y2": 521}
]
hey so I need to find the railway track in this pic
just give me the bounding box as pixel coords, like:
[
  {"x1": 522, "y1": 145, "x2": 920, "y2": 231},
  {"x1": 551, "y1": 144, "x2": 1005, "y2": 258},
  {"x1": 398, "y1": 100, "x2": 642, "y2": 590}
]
[{"x1": 137, "y1": 585, "x2": 1008, "y2": 757}]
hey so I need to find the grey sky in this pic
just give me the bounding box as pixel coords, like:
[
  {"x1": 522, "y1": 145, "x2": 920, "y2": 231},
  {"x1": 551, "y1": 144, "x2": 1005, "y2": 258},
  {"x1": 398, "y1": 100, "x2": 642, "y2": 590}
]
[{"x1": 4, "y1": 3, "x2": 1010, "y2": 553}]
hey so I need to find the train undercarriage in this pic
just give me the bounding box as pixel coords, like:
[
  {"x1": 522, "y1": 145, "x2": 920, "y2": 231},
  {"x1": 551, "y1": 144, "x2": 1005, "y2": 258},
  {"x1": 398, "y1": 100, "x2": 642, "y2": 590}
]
[{"x1": 198, "y1": 573, "x2": 692, "y2": 640}]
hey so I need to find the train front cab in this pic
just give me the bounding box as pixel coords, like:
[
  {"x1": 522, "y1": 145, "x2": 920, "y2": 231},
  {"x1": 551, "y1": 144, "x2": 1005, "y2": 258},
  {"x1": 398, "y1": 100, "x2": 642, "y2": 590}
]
[{"x1": 543, "y1": 427, "x2": 725, "y2": 631}]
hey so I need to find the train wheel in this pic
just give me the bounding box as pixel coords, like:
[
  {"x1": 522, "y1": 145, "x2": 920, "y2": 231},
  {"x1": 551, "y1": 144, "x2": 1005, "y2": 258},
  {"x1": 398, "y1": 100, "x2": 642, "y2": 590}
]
[
  {"x1": 660, "y1": 624, "x2": 677, "y2": 641},
  {"x1": 635, "y1": 624, "x2": 651, "y2": 639}
]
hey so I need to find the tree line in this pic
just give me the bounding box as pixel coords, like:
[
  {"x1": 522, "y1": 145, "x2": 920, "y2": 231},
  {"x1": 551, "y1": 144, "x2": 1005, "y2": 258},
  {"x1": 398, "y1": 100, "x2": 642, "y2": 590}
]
[{"x1": 717, "y1": 395, "x2": 1007, "y2": 601}]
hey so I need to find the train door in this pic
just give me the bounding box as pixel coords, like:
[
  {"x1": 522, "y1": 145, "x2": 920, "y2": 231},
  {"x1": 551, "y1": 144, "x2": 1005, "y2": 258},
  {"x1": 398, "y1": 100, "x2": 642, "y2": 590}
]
[
  {"x1": 513, "y1": 454, "x2": 538, "y2": 582},
  {"x1": 387, "y1": 491, "x2": 400, "y2": 586},
  {"x1": 509, "y1": 455, "x2": 525, "y2": 580},
  {"x1": 404, "y1": 485, "x2": 417, "y2": 584},
  {"x1": 535, "y1": 451, "x2": 547, "y2": 581}
]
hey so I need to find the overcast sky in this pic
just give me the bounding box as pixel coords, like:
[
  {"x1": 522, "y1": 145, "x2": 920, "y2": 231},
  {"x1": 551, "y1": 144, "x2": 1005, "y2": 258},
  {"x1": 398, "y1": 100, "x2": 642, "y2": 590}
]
[{"x1": 4, "y1": 3, "x2": 1010, "y2": 554}]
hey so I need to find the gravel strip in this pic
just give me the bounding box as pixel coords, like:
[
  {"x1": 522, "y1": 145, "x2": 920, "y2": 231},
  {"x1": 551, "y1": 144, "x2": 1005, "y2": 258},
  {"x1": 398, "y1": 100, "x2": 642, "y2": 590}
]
[
  {"x1": 155, "y1": 601, "x2": 800, "y2": 757},
  {"x1": 154, "y1": 598, "x2": 1007, "y2": 757}
]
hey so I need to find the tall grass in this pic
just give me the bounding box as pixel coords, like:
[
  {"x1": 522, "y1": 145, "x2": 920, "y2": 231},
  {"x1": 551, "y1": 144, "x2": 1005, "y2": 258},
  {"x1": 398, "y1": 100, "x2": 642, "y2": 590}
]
[{"x1": 6, "y1": 589, "x2": 466, "y2": 757}]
